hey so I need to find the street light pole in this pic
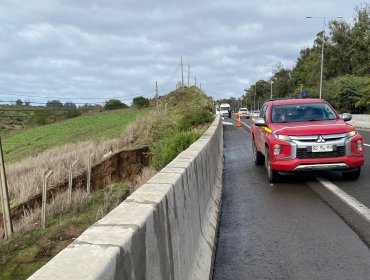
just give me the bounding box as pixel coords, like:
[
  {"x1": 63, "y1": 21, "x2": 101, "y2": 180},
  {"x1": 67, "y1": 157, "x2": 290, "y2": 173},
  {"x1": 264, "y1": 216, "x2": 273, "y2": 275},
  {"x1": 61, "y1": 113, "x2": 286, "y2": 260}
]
[
  {"x1": 254, "y1": 85, "x2": 256, "y2": 112},
  {"x1": 264, "y1": 64, "x2": 274, "y2": 99},
  {"x1": 306, "y1": 16, "x2": 343, "y2": 99}
]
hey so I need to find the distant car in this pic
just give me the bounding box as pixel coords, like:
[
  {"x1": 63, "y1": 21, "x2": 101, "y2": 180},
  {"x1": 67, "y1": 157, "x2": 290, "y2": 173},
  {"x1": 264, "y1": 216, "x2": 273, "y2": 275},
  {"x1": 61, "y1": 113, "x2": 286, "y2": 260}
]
[
  {"x1": 251, "y1": 111, "x2": 260, "y2": 118},
  {"x1": 238, "y1": 108, "x2": 250, "y2": 118}
]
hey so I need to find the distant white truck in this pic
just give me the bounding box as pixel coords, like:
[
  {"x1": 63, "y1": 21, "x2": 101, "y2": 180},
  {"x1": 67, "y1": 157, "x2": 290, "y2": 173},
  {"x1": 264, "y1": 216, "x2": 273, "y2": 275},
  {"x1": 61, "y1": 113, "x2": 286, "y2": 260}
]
[{"x1": 220, "y1": 103, "x2": 231, "y2": 117}]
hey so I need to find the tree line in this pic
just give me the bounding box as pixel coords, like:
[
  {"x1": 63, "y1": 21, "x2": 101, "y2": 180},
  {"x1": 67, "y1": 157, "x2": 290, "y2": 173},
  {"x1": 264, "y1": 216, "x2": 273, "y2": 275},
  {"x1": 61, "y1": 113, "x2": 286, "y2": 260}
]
[
  {"x1": 10, "y1": 96, "x2": 151, "y2": 125},
  {"x1": 239, "y1": 4, "x2": 370, "y2": 113}
]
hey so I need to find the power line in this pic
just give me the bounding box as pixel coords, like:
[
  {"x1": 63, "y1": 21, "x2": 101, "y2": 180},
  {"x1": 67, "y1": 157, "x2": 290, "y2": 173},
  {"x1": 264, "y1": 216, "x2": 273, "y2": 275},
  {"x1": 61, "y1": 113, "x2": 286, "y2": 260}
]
[{"x1": 0, "y1": 63, "x2": 180, "y2": 101}]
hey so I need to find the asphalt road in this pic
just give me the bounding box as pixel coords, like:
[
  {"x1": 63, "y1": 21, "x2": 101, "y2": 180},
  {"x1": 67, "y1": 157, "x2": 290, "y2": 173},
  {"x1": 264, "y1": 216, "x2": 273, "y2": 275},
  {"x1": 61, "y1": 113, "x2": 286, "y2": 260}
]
[
  {"x1": 319, "y1": 129, "x2": 370, "y2": 209},
  {"x1": 212, "y1": 119, "x2": 370, "y2": 280}
]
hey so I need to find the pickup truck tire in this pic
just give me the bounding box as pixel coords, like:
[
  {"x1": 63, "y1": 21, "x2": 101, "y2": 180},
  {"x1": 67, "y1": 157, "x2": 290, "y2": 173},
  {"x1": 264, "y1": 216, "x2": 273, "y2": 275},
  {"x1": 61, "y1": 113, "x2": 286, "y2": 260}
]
[
  {"x1": 266, "y1": 150, "x2": 280, "y2": 183},
  {"x1": 342, "y1": 168, "x2": 361, "y2": 180},
  {"x1": 252, "y1": 137, "x2": 264, "y2": 165}
]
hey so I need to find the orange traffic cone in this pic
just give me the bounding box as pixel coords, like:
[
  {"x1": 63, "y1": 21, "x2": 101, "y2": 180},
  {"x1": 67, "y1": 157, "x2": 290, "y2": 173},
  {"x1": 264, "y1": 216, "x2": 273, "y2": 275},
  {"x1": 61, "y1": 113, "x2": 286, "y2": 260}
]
[{"x1": 237, "y1": 115, "x2": 242, "y2": 127}]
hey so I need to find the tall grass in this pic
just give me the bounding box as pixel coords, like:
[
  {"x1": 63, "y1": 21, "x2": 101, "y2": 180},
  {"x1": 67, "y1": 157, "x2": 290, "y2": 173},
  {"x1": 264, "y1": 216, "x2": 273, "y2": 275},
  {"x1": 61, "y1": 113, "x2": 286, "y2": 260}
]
[{"x1": 3, "y1": 109, "x2": 166, "y2": 206}]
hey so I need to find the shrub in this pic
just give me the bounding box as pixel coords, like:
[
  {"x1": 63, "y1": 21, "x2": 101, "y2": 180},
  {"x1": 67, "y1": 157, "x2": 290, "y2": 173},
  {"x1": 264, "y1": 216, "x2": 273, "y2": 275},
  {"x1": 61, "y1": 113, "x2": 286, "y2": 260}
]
[
  {"x1": 179, "y1": 109, "x2": 213, "y2": 131},
  {"x1": 104, "y1": 99, "x2": 128, "y2": 110},
  {"x1": 151, "y1": 130, "x2": 201, "y2": 170},
  {"x1": 133, "y1": 96, "x2": 150, "y2": 109}
]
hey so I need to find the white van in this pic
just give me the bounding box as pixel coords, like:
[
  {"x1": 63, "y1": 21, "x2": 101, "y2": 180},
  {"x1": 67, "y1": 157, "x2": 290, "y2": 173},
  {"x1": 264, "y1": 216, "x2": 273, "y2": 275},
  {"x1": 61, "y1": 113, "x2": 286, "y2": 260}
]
[{"x1": 220, "y1": 103, "x2": 230, "y2": 117}]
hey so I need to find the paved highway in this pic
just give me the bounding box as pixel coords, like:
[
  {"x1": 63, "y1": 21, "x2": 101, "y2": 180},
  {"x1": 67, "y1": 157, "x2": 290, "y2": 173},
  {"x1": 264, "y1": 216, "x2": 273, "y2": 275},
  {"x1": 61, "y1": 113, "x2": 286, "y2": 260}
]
[{"x1": 213, "y1": 118, "x2": 370, "y2": 279}]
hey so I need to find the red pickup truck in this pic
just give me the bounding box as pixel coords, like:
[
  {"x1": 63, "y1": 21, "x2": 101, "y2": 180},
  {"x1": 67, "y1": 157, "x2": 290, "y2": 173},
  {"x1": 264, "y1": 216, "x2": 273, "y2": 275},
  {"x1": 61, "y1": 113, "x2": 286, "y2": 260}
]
[{"x1": 251, "y1": 98, "x2": 364, "y2": 183}]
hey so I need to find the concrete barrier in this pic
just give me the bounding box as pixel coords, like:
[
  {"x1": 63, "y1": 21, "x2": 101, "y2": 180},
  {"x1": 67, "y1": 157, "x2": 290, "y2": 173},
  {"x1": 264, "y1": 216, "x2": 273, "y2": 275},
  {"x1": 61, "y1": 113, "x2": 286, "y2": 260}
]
[
  {"x1": 348, "y1": 114, "x2": 370, "y2": 130},
  {"x1": 28, "y1": 115, "x2": 223, "y2": 280}
]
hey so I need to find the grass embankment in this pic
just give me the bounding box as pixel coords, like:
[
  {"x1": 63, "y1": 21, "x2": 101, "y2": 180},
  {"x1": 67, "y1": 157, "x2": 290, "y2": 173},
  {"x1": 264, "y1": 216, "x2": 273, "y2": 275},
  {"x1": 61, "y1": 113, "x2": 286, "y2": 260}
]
[
  {"x1": 0, "y1": 183, "x2": 129, "y2": 279},
  {"x1": 0, "y1": 86, "x2": 214, "y2": 279},
  {"x1": 3, "y1": 108, "x2": 146, "y2": 163}
]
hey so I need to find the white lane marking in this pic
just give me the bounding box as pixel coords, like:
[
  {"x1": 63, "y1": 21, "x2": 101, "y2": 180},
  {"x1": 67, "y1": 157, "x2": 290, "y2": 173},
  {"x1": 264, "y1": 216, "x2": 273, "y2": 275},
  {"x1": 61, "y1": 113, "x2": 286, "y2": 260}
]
[
  {"x1": 241, "y1": 121, "x2": 251, "y2": 130},
  {"x1": 232, "y1": 117, "x2": 251, "y2": 130},
  {"x1": 364, "y1": 143, "x2": 370, "y2": 147},
  {"x1": 314, "y1": 177, "x2": 370, "y2": 223}
]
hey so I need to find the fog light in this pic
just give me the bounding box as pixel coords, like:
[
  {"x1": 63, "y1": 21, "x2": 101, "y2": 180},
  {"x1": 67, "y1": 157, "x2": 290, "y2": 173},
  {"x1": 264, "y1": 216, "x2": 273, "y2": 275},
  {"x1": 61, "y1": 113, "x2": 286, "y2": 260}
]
[
  {"x1": 356, "y1": 140, "x2": 363, "y2": 151},
  {"x1": 274, "y1": 144, "x2": 282, "y2": 155}
]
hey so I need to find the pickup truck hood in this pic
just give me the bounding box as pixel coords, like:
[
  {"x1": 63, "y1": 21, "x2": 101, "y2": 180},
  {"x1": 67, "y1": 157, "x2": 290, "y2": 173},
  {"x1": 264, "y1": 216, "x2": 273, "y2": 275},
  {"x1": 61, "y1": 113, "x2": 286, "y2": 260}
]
[{"x1": 270, "y1": 120, "x2": 354, "y2": 136}]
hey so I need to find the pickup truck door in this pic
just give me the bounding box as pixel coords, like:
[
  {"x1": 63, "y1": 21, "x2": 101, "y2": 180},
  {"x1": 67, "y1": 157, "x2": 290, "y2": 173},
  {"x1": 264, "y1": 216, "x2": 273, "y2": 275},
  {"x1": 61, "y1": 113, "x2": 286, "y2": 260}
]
[{"x1": 256, "y1": 104, "x2": 269, "y2": 154}]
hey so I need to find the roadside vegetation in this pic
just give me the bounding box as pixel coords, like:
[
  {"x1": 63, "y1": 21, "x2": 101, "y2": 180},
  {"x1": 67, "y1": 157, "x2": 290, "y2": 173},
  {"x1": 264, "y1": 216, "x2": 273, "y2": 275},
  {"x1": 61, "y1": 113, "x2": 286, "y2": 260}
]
[
  {"x1": 223, "y1": 4, "x2": 370, "y2": 114},
  {"x1": 0, "y1": 86, "x2": 214, "y2": 279}
]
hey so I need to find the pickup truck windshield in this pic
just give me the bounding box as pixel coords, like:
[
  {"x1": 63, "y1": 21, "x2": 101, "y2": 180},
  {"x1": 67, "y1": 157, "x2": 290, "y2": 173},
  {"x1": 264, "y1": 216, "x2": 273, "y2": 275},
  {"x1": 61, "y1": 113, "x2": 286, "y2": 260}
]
[{"x1": 271, "y1": 103, "x2": 338, "y2": 123}]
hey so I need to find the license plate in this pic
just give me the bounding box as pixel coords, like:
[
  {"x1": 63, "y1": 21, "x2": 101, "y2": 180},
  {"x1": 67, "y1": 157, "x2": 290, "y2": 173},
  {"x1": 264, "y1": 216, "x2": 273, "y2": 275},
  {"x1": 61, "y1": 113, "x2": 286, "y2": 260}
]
[{"x1": 311, "y1": 145, "x2": 333, "y2": 152}]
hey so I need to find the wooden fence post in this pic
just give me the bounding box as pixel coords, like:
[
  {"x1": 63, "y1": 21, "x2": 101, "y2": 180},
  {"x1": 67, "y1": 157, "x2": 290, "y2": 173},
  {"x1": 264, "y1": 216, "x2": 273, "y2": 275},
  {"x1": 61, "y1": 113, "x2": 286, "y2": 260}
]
[
  {"x1": 87, "y1": 152, "x2": 95, "y2": 194},
  {"x1": 0, "y1": 137, "x2": 12, "y2": 239},
  {"x1": 68, "y1": 160, "x2": 78, "y2": 204},
  {"x1": 41, "y1": 170, "x2": 53, "y2": 229}
]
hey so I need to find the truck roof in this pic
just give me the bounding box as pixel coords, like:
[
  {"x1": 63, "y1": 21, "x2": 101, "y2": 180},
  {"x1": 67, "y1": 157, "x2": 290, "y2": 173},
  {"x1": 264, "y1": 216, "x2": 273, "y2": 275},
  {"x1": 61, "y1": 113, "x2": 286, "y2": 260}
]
[{"x1": 268, "y1": 98, "x2": 324, "y2": 106}]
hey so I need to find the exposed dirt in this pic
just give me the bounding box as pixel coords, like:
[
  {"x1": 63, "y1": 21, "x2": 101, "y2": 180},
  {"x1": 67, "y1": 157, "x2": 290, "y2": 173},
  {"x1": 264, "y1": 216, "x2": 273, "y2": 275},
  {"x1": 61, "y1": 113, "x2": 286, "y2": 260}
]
[{"x1": 0, "y1": 146, "x2": 150, "y2": 231}]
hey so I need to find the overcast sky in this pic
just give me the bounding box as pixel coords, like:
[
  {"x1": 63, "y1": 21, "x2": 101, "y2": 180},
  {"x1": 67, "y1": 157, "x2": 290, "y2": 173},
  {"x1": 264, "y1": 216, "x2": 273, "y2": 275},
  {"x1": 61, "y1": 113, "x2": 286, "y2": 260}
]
[{"x1": 0, "y1": 0, "x2": 364, "y2": 105}]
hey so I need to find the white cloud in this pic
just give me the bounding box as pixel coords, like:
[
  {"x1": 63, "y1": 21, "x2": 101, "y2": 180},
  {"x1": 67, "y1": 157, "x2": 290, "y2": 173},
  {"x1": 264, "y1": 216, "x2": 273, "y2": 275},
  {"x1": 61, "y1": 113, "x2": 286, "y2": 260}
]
[{"x1": 0, "y1": 0, "x2": 361, "y2": 102}]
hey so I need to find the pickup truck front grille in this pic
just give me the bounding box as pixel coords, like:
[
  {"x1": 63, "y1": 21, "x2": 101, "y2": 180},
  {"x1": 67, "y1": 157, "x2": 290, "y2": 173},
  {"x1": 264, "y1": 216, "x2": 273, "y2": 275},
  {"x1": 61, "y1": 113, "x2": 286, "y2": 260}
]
[{"x1": 296, "y1": 146, "x2": 345, "y2": 159}]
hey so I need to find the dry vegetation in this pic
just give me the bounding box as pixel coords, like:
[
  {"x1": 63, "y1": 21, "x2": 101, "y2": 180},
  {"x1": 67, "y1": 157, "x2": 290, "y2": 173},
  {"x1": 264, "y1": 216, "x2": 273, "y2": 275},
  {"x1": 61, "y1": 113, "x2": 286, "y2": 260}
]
[{"x1": 5, "y1": 109, "x2": 166, "y2": 205}]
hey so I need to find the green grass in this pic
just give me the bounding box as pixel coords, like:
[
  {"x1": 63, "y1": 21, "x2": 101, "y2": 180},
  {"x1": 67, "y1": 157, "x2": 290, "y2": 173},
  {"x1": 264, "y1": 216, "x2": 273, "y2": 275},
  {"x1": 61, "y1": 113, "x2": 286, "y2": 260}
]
[
  {"x1": 0, "y1": 183, "x2": 129, "y2": 280},
  {"x1": 2, "y1": 108, "x2": 147, "y2": 163},
  {"x1": 150, "y1": 88, "x2": 214, "y2": 170}
]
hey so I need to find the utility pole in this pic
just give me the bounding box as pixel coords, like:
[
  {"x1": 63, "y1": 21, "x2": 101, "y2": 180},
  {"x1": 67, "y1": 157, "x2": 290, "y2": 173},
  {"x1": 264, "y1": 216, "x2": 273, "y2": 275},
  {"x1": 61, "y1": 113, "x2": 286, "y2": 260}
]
[
  {"x1": 188, "y1": 65, "x2": 190, "y2": 87},
  {"x1": 0, "y1": 137, "x2": 12, "y2": 239},
  {"x1": 300, "y1": 83, "x2": 303, "y2": 93},
  {"x1": 181, "y1": 57, "x2": 184, "y2": 87},
  {"x1": 200, "y1": 83, "x2": 202, "y2": 90},
  {"x1": 195, "y1": 76, "x2": 197, "y2": 87}
]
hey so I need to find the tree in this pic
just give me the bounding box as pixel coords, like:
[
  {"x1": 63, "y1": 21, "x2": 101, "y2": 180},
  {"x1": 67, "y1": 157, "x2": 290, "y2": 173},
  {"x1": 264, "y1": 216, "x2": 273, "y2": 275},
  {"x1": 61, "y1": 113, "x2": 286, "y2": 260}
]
[
  {"x1": 133, "y1": 96, "x2": 150, "y2": 109},
  {"x1": 272, "y1": 67, "x2": 294, "y2": 98},
  {"x1": 104, "y1": 99, "x2": 128, "y2": 110},
  {"x1": 46, "y1": 100, "x2": 63, "y2": 110},
  {"x1": 350, "y1": 4, "x2": 370, "y2": 76},
  {"x1": 64, "y1": 102, "x2": 80, "y2": 118},
  {"x1": 326, "y1": 20, "x2": 352, "y2": 78}
]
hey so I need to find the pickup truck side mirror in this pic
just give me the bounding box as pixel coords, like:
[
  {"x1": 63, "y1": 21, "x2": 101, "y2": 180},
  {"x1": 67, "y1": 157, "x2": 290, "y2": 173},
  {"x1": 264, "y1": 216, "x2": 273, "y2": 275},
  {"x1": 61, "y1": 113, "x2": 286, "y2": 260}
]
[
  {"x1": 254, "y1": 118, "x2": 267, "y2": 126},
  {"x1": 342, "y1": 113, "x2": 352, "y2": 122}
]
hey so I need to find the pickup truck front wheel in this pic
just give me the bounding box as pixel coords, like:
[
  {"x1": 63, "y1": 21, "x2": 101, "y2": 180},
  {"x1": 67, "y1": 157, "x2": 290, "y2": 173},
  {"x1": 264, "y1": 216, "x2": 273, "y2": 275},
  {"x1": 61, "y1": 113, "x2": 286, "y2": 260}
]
[
  {"x1": 252, "y1": 137, "x2": 264, "y2": 165},
  {"x1": 342, "y1": 168, "x2": 361, "y2": 180},
  {"x1": 265, "y1": 150, "x2": 280, "y2": 183}
]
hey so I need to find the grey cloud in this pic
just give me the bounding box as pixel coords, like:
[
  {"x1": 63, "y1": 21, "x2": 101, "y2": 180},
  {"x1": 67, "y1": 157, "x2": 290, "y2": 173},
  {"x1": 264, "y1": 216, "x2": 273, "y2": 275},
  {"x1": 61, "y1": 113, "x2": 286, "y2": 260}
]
[{"x1": 0, "y1": 0, "x2": 362, "y2": 102}]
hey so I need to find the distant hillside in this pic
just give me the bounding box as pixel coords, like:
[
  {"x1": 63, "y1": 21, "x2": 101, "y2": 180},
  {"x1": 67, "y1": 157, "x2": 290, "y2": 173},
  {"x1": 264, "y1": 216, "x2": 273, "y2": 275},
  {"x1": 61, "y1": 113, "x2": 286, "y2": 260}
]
[
  {"x1": 3, "y1": 108, "x2": 147, "y2": 163},
  {"x1": 0, "y1": 103, "x2": 103, "y2": 136},
  {"x1": 0, "y1": 105, "x2": 39, "y2": 135}
]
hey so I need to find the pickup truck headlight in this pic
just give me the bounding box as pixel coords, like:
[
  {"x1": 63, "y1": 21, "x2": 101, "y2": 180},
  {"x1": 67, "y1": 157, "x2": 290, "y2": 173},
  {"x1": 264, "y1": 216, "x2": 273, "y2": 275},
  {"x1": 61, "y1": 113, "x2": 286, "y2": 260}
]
[
  {"x1": 347, "y1": 130, "x2": 357, "y2": 137},
  {"x1": 272, "y1": 134, "x2": 291, "y2": 142}
]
